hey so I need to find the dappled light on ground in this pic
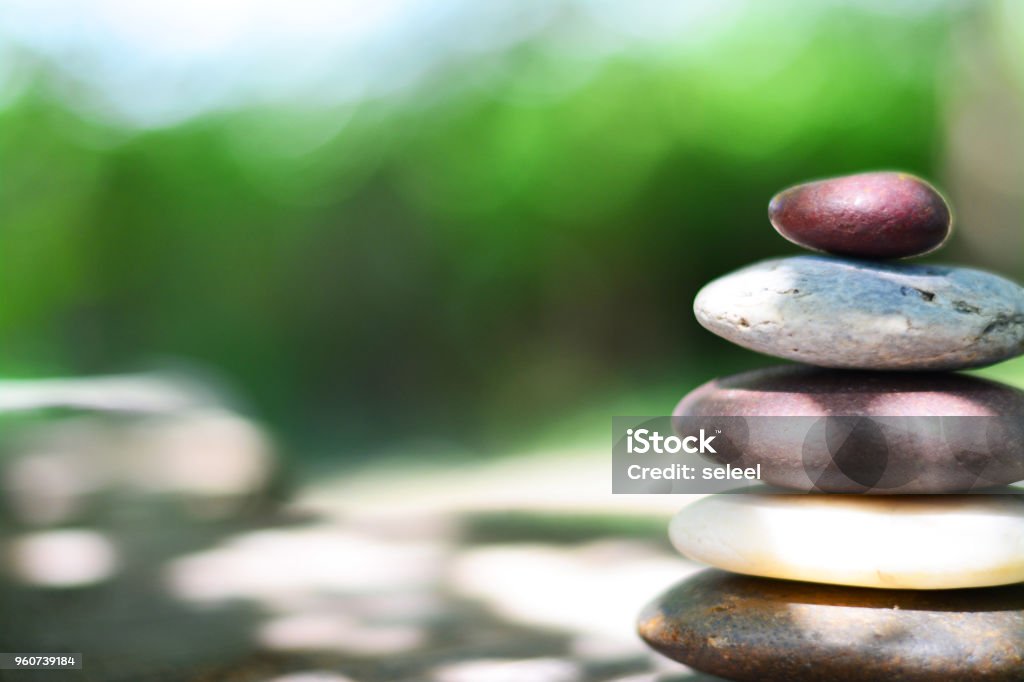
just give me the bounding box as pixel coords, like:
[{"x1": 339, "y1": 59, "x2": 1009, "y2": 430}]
[
  {"x1": 451, "y1": 541, "x2": 696, "y2": 640},
  {"x1": 432, "y1": 657, "x2": 582, "y2": 682},
  {"x1": 0, "y1": 378, "x2": 702, "y2": 680},
  {"x1": 165, "y1": 525, "x2": 447, "y2": 602}
]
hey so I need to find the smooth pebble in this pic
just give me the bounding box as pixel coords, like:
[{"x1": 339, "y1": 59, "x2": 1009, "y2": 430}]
[
  {"x1": 639, "y1": 569, "x2": 1024, "y2": 681},
  {"x1": 669, "y1": 493, "x2": 1024, "y2": 589},
  {"x1": 769, "y1": 171, "x2": 951, "y2": 259},
  {"x1": 694, "y1": 256, "x2": 1024, "y2": 370},
  {"x1": 674, "y1": 365, "x2": 1024, "y2": 493}
]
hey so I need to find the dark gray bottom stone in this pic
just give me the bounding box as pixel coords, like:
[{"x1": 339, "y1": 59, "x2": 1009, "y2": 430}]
[{"x1": 638, "y1": 569, "x2": 1024, "y2": 681}]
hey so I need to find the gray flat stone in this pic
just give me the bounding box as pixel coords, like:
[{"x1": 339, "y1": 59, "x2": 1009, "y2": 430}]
[{"x1": 694, "y1": 256, "x2": 1024, "y2": 370}]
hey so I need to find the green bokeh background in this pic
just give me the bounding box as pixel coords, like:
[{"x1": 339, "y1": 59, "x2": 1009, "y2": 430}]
[{"x1": 2, "y1": 0, "x2": 1023, "y2": 458}]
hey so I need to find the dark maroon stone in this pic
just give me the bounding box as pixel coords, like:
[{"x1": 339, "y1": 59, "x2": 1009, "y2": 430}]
[
  {"x1": 638, "y1": 569, "x2": 1024, "y2": 682},
  {"x1": 675, "y1": 365, "x2": 1024, "y2": 418},
  {"x1": 768, "y1": 171, "x2": 951, "y2": 259},
  {"x1": 673, "y1": 365, "x2": 1024, "y2": 492}
]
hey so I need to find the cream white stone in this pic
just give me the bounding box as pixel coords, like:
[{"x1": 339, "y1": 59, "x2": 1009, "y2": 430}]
[{"x1": 670, "y1": 494, "x2": 1024, "y2": 589}]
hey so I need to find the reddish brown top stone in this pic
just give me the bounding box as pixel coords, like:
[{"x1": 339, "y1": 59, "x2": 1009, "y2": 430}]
[{"x1": 768, "y1": 171, "x2": 951, "y2": 259}]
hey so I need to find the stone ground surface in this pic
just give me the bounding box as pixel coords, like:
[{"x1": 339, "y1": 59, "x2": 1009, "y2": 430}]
[{"x1": 0, "y1": 434, "x2": 717, "y2": 682}]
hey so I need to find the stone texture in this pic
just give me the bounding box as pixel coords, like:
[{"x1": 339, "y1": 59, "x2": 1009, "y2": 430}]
[
  {"x1": 673, "y1": 365, "x2": 1024, "y2": 492},
  {"x1": 669, "y1": 493, "x2": 1024, "y2": 589},
  {"x1": 693, "y1": 256, "x2": 1024, "y2": 370},
  {"x1": 768, "y1": 171, "x2": 951, "y2": 259},
  {"x1": 638, "y1": 569, "x2": 1024, "y2": 682}
]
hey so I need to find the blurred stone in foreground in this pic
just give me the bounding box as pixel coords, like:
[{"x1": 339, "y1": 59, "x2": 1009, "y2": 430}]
[{"x1": 0, "y1": 372, "x2": 279, "y2": 528}]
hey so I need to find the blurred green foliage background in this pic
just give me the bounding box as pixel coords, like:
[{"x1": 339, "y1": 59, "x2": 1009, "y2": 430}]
[{"x1": 1, "y1": 0, "x2": 1023, "y2": 457}]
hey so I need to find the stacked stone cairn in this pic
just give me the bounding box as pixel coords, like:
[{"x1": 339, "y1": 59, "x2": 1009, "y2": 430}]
[{"x1": 638, "y1": 172, "x2": 1024, "y2": 681}]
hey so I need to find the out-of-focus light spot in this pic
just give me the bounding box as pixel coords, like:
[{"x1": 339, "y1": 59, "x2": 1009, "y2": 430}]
[
  {"x1": 449, "y1": 541, "x2": 698, "y2": 640},
  {"x1": 570, "y1": 633, "x2": 648, "y2": 665},
  {"x1": 8, "y1": 529, "x2": 119, "y2": 588},
  {"x1": 299, "y1": 446, "x2": 682, "y2": 518},
  {"x1": 346, "y1": 590, "x2": 446, "y2": 622},
  {"x1": 266, "y1": 673, "x2": 357, "y2": 682},
  {"x1": 432, "y1": 658, "x2": 581, "y2": 682},
  {"x1": 128, "y1": 410, "x2": 274, "y2": 498},
  {"x1": 165, "y1": 526, "x2": 444, "y2": 604},
  {"x1": 260, "y1": 613, "x2": 424, "y2": 655},
  {"x1": 0, "y1": 374, "x2": 211, "y2": 414}
]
